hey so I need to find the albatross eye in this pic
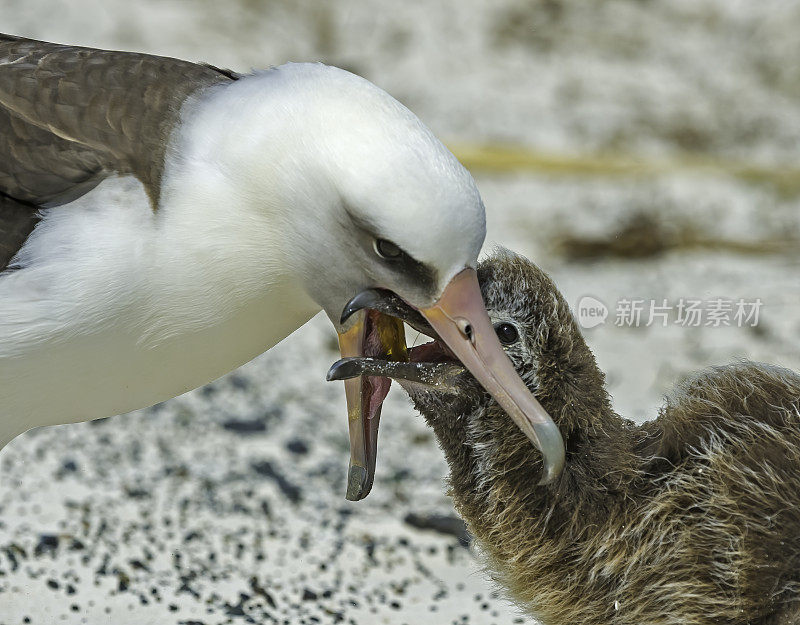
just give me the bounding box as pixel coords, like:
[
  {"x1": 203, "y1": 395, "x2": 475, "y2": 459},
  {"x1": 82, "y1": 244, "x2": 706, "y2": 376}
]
[
  {"x1": 374, "y1": 239, "x2": 402, "y2": 259},
  {"x1": 494, "y1": 322, "x2": 519, "y2": 345}
]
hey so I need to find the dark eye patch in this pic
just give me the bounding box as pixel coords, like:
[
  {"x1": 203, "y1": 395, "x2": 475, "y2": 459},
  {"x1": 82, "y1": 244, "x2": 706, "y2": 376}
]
[
  {"x1": 494, "y1": 322, "x2": 519, "y2": 345},
  {"x1": 343, "y1": 207, "x2": 439, "y2": 294},
  {"x1": 371, "y1": 238, "x2": 437, "y2": 294}
]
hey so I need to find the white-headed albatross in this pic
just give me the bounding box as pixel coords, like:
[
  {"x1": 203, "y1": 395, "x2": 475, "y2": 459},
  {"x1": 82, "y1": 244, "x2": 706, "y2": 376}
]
[{"x1": 0, "y1": 34, "x2": 564, "y2": 500}]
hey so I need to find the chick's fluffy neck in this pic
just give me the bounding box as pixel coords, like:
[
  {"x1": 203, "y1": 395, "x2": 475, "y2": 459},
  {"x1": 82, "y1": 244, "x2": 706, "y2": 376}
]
[{"x1": 445, "y1": 327, "x2": 642, "y2": 545}]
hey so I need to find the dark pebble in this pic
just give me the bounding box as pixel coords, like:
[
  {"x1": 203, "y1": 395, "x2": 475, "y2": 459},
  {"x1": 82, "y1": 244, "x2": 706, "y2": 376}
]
[
  {"x1": 221, "y1": 418, "x2": 267, "y2": 434},
  {"x1": 61, "y1": 460, "x2": 79, "y2": 473},
  {"x1": 301, "y1": 588, "x2": 318, "y2": 601},
  {"x1": 403, "y1": 513, "x2": 471, "y2": 547},
  {"x1": 250, "y1": 576, "x2": 277, "y2": 609},
  {"x1": 124, "y1": 487, "x2": 151, "y2": 499},
  {"x1": 225, "y1": 603, "x2": 246, "y2": 617},
  {"x1": 285, "y1": 438, "x2": 309, "y2": 455},
  {"x1": 35, "y1": 534, "x2": 59, "y2": 557},
  {"x1": 251, "y1": 461, "x2": 302, "y2": 503}
]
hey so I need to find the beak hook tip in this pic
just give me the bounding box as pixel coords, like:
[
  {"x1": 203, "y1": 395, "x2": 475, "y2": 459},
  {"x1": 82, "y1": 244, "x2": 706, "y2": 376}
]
[
  {"x1": 536, "y1": 444, "x2": 566, "y2": 486},
  {"x1": 346, "y1": 464, "x2": 369, "y2": 501},
  {"x1": 340, "y1": 305, "x2": 355, "y2": 325},
  {"x1": 340, "y1": 290, "x2": 379, "y2": 326}
]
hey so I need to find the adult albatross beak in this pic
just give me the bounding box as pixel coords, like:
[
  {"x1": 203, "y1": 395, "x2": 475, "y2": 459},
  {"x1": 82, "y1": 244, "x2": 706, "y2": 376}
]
[
  {"x1": 336, "y1": 310, "x2": 406, "y2": 501},
  {"x1": 336, "y1": 267, "x2": 566, "y2": 501}
]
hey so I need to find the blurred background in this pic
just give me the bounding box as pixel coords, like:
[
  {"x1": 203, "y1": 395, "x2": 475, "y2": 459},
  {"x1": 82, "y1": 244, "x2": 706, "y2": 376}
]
[{"x1": 1, "y1": 1, "x2": 799, "y2": 623}]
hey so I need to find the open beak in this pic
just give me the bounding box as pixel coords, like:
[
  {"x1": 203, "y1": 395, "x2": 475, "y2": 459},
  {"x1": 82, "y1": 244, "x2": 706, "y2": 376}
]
[
  {"x1": 336, "y1": 267, "x2": 566, "y2": 500},
  {"x1": 336, "y1": 309, "x2": 407, "y2": 501},
  {"x1": 418, "y1": 268, "x2": 565, "y2": 484}
]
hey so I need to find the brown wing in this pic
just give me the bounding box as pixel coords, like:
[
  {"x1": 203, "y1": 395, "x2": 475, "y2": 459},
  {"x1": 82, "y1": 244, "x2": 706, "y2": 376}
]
[
  {"x1": 0, "y1": 34, "x2": 238, "y2": 270},
  {"x1": 0, "y1": 193, "x2": 38, "y2": 271}
]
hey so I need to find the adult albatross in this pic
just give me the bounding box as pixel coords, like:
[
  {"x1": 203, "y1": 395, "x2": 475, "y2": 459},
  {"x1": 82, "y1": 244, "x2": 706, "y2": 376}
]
[{"x1": 0, "y1": 34, "x2": 564, "y2": 500}]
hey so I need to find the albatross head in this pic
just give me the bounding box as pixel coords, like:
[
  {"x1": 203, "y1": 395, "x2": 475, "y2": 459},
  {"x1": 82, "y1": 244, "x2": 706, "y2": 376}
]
[{"x1": 186, "y1": 63, "x2": 564, "y2": 500}]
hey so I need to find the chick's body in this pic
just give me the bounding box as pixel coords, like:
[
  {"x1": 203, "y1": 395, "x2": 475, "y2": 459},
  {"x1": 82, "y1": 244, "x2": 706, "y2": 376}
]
[{"x1": 405, "y1": 252, "x2": 800, "y2": 625}]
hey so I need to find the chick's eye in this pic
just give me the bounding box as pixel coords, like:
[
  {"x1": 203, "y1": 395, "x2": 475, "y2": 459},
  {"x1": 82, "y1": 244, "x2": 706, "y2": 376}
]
[
  {"x1": 374, "y1": 238, "x2": 402, "y2": 259},
  {"x1": 494, "y1": 322, "x2": 519, "y2": 345}
]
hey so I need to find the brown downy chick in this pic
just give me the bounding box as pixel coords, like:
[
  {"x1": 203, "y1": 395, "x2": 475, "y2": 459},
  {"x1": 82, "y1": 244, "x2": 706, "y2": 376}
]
[{"x1": 329, "y1": 249, "x2": 800, "y2": 625}]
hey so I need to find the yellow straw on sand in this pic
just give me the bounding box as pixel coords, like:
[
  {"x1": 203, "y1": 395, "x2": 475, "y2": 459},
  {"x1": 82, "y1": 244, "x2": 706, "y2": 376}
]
[{"x1": 449, "y1": 144, "x2": 800, "y2": 194}]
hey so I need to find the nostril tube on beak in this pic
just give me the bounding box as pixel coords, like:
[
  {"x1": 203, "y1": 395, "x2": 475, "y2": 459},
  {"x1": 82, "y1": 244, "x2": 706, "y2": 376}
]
[{"x1": 455, "y1": 318, "x2": 474, "y2": 343}]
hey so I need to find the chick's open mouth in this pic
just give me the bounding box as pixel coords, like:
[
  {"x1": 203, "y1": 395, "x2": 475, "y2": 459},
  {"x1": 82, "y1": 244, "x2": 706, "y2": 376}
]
[{"x1": 407, "y1": 335, "x2": 458, "y2": 364}]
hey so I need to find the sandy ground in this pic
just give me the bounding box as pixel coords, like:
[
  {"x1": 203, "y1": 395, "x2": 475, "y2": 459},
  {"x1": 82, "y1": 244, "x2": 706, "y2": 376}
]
[{"x1": 2, "y1": 1, "x2": 800, "y2": 624}]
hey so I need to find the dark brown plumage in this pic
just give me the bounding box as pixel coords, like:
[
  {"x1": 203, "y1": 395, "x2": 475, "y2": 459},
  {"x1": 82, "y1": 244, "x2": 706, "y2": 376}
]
[
  {"x1": 0, "y1": 193, "x2": 38, "y2": 271},
  {"x1": 0, "y1": 34, "x2": 237, "y2": 269},
  {"x1": 337, "y1": 250, "x2": 800, "y2": 624}
]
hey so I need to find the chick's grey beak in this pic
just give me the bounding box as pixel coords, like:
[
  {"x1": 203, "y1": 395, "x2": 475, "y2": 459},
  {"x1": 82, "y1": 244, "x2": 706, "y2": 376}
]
[{"x1": 419, "y1": 268, "x2": 566, "y2": 485}]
